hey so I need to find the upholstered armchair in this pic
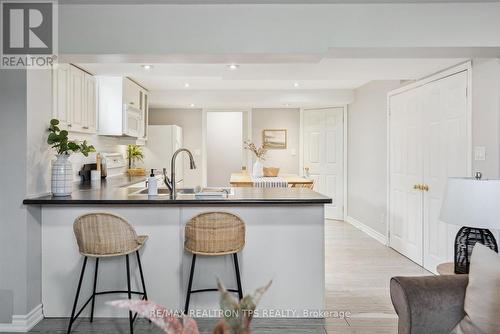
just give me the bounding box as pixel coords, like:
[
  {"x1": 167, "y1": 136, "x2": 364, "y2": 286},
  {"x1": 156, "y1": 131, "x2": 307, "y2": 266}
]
[{"x1": 390, "y1": 275, "x2": 468, "y2": 334}]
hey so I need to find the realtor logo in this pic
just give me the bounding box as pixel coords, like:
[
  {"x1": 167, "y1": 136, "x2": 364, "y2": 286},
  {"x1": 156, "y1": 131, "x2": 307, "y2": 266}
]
[{"x1": 1, "y1": 1, "x2": 57, "y2": 68}]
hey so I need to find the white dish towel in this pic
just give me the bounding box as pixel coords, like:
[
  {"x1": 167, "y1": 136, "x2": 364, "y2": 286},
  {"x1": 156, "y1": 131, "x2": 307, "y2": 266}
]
[{"x1": 252, "y1": 177, "x2": 289, "y2": 188}]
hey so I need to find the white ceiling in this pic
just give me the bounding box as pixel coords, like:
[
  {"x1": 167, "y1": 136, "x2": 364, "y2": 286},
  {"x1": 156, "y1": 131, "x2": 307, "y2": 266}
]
[
  {"x1": 79, "y1": 58, "x2": 465, "y2": 108},
  {"x1": 60, "y1": 0, "x2": 500, "y2": 3}
]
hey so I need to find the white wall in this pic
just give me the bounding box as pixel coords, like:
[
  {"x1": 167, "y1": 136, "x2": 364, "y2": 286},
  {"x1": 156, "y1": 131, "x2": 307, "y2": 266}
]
[
  {"x1": 252, "y1": 108, "x2": 300, "y2": 174},
  {"x1": 471, "y1": 58, "x2": 500, "y2": 178},
  {"x1": 27, "y1": 70, "x2": 53, "y2": 197},
  {"x1": 59, "y1": 3, "x2": 500, "y2": 55},
  {"x1": 347, "y1": 81, "x2": 401, "y2": 236},
  {"x1": 0, "y1": 70, "x2": 32, "y2": 320}
]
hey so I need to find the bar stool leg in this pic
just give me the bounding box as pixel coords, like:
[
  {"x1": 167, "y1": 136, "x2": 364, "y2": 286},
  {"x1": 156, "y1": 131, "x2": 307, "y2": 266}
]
[
  {"x1": 90, "y1": 258, "x2": 99, "y2": 322},
  {"x1": 184, "y1": 254, "x2": 197, "y2": 315},
  {"x1": 67, "y1": 256, "x2": 88, "y2": 334},
  {"x1": 233, "y1": 253, "x2": 243, "y2": 300},
  {"x1": 126, "y1": 254, "x2": 133, "y2": 334},
  {"x1": 136, "y1": 250, "x2": 151, "y2": 324},
  {"x1": 136, "y1": 251, "x2": 148, "y2": 301}
]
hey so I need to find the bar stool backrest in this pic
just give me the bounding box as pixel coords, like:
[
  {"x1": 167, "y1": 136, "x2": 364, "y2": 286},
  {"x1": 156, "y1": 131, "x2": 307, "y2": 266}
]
[
  {"x1": 73, "y1": 213, "x2": 140, "y2": 257},
  {"x1": 185, "y1": 212, "x2": 245, "y2": 255}
]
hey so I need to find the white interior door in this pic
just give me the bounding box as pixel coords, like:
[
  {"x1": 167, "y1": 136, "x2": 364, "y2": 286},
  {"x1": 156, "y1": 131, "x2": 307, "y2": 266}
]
[
  {"x1": 206, "y1": 111, "x2": 243, "y2": 187},
  {"x1": 389, "y1": 69, "x2": 469, "y2": 270},
  {"x1": 389, "y1": 90, "x2": 424, "y2": 265},
  {"x1": 303, "y1": 107, "x2": 344, "y2": 220},
  {"x1": 422, "y1": 71, "x2": 468, "y2": 272}
]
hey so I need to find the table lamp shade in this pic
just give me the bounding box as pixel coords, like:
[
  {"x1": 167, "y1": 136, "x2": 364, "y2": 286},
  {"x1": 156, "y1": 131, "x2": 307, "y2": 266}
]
[{"x1": 440, "y1": 177, "x2": 500, "y2": 230}]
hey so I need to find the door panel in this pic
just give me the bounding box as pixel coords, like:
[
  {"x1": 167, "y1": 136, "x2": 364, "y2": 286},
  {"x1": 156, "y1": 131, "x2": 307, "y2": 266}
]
[
  {"x1": 303, "y1": 107, "x2": 344, "y2": 220},
  {"x1": 389, "y1": 70, "x2": 469, "y2": 271},
  {"x1": 422, "y1": 71, "x2": 468, "y2": 272},
  {"x1": 389, "y1": 90, "x2": 424, "y2": 265}
]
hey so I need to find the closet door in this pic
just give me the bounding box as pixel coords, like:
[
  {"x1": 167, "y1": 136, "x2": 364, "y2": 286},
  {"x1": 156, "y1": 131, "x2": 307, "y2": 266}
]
[
  {"x1": 389, "y1": 89, "x2": 424, "y2": 265},
  {"x1": 422, "y1": 71, "x2": 468, "y2": 272},
  {"x1": 303, "y1": 107, "x2": 344, "y2": 220}
]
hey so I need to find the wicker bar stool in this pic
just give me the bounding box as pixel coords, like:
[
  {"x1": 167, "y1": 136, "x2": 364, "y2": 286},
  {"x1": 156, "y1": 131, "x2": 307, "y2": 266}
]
[
  {"x1": 184, "y1": 212, "x2": 245, "y2": 315},
  {"x1": 67, "y1": 213, "x2": 149, "y2": 334}
]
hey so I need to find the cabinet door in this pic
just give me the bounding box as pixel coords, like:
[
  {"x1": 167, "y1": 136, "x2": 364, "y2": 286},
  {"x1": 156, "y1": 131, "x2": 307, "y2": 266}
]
[
  {"x1": 84, "y1": 74, "x2": 97, "y2": 133},
  {"x1": 69, "y1": 66, "x2": 85, "y2": 132},
  {"x1": 422, "y1": 71, "x2": 468, "y2": 272},
  {"x1": 123, "y1": 78, "x2": 140, "y2": 108},
  {"x1": 140, "y1": 91, "x2": 149, "y2": 139},
  {"x1": 389, "y1": 89, "x2": 424, "y2": 265},
  {"x1": 52, "y1": 64, "x2": 70, "y2": 128}
]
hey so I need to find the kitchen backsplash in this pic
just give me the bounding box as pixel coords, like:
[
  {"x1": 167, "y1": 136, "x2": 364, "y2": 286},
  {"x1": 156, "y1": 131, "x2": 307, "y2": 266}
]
[{"x1": 67, "y1": 133, "x2": 135, "y2": 181}]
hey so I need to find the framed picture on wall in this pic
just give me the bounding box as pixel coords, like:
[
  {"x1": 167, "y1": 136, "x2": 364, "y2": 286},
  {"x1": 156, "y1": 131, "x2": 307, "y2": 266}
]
[{"x1": 263, "y1": 129, "x2": 287, "y2": 149}]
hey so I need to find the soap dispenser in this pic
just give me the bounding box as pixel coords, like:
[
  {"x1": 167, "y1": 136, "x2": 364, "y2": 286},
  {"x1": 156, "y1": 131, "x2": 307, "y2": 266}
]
[{"x1": 147, "y1": 169, "x2": 158, "y2": 196}]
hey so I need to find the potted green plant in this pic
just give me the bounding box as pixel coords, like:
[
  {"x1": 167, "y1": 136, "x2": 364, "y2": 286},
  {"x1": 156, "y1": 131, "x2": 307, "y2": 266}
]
[
  {"x1": 47, "y1": 119, "x2": 95, "y2": 196},
  {"x1": 126, "y1": 144, "x2": 145, "y2": 176}
]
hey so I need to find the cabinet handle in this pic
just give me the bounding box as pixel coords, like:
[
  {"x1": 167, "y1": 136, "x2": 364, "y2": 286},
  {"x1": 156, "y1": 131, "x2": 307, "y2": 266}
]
[
  {"x1": 68, "y1": 123, "x2": 72, "y2": 127},
  {"x1": 82, "y1": 126, "x2": 89, "y2": 129},
  {"x1": 130, "y1": 102, "x2": 135, "y2": 105}
]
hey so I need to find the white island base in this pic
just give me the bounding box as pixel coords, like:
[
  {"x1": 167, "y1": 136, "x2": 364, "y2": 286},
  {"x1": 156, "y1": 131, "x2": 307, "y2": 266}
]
[{"x1": 41, "y1": 204, "x2": 325, "y2": 318}]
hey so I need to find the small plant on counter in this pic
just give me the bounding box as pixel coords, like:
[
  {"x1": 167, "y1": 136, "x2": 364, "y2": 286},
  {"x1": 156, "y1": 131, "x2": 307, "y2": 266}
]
[
  {"x1": 47, "y1": 119, "x2": 95, "y2": 156},
  {"x1": 126, "y1": 144, "x2": 144, "y2": 169},
  {"x1": 109, "y1": 280, "x2": 272, "y2": 334},
  {"x1": 243, "y1": 140, "x2": 267, "y2": 161}
]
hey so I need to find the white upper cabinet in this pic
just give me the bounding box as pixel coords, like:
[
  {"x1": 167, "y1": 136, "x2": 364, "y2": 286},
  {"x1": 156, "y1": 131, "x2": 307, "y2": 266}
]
[
  {"x1": 84, "y1": 73, "x2": 97, "y2": 133},
  {"x1": 52, "y1": 64, "x2": 97, "y2": 134},
  {"x1": 52, "y1": 64, "x2": 70, "y2": 128},
  {"x1": 97, "y1": 76, "x2": 148, "y2": 138},
  {"x1": 69, "y1": 66, "x2": 85, "y2": 132},
  {"x1": 123, "y1": 78, "x2": 141, "y2": 108}
]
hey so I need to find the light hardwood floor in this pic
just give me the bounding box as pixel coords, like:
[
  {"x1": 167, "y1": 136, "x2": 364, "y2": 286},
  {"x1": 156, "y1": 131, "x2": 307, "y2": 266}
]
[
  {"x1": 324, "y1": 220, "x2": 429, "y2": 333},
  {"x1": 23, "y1": 220, "x2": 430, "y2": 334}
]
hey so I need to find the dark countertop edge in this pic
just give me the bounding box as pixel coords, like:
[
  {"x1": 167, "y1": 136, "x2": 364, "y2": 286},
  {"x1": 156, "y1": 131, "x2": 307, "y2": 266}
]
[{"x1": 23, "y1": 198, "x2": 332, "y2": 205}]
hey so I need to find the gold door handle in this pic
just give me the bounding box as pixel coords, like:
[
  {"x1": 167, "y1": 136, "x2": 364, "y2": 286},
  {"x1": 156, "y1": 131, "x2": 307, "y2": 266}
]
[
  {"x1": 422, "y1": 184, "x2": 429, "y2": 192},
  {"x1": 413, "y1": 184, "x2": 422, "y2": 190}
]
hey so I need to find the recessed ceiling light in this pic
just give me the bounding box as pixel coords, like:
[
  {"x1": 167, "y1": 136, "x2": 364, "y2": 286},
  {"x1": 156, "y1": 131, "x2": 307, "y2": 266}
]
[
  {"x1": 285, "y1": 103, "x2": 290, "y2": 107},
  {"x1": 190, "y1": 103, "x2": 195, "y2": 107},
  {"x1": 184, "y1": 83, "x2": 190, "y2": 88},
  {"x1": 227, "y1": 64, "x2": 239, "y2": 70},
  {"x1": 141, "y1": 64, "x2": 153, "y2": 70},
  {"x1": 293, "y1": 82, "x2": 299, "y2": 88}
]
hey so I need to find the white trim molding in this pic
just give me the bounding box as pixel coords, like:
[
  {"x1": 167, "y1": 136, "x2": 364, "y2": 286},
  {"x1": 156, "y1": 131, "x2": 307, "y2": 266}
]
[
  {"x1": 0, "y1": 304, "x2": 43, "y2": 333},
  {"x1": 345, "y1": 216, "x2": 388, "y2": 246}
]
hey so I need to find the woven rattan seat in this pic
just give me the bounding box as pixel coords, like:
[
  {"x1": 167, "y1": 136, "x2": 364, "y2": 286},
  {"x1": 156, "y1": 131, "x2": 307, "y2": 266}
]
[
  {"x1": 68, "y1": 212, "x2": 149, "y2": 334},
  {"x1": 73, "y1": 212, "x2": 148, "y2": 257},
  {"x1": 183, "y1": 212, "x2": 246, "y2": 315},
  {"x1": 184, "y1": 212, "x2": 245, "y2": 255}
]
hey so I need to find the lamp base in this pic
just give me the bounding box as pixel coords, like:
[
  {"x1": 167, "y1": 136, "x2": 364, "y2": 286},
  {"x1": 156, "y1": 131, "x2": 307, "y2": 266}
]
[{"x1": 454, "y1": 226, "x2": 498, "y2": 274}]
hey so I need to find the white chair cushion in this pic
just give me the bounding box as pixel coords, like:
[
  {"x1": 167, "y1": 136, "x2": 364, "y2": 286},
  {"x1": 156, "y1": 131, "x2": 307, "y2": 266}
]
[{"x1": 451, "y1": 243, "x2": 500, "y2": 334}]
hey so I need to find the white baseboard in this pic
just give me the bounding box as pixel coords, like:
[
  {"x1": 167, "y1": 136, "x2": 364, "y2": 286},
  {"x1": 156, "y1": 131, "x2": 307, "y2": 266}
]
[
  {"x1": 345, "y1": 216, "x2": 388, "y2": 246},
  {"x1": 0, "y1": 304, "x2": 43, "y2": 332}
]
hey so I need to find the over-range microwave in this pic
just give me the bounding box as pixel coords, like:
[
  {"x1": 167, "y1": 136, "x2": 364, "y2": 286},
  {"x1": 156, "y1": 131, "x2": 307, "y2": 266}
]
[{"x1": 122, "y1": 104, "x2": 143, "y2": 137}]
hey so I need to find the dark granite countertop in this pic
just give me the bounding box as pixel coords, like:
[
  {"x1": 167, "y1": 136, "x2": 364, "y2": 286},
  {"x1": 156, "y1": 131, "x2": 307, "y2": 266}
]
[{"x1": 23, "y1": 174, "x2": 332, "y2": 205}]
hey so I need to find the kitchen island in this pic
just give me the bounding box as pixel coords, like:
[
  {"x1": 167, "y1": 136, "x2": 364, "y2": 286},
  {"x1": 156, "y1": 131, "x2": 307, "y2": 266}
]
[{"x1": 24, "y1": 175, "x2": 331, "y2": 318}]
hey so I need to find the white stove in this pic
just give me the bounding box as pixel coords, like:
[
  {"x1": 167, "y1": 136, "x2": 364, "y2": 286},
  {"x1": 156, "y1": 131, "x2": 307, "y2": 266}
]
[{"x1": 102, "y1": 153, "x2": 127, "y2": 177}]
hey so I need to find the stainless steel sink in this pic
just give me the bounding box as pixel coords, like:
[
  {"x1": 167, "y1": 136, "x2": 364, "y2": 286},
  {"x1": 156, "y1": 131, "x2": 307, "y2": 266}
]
[{"x1": 132, "y1": 188, "x2": 195, "y2": 196}]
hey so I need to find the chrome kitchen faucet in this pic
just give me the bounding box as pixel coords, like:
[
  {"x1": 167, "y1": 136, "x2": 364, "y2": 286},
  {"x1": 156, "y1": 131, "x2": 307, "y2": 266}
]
[{"x1": 163, "y1": 148, "x2": 196, "y2": 198}]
